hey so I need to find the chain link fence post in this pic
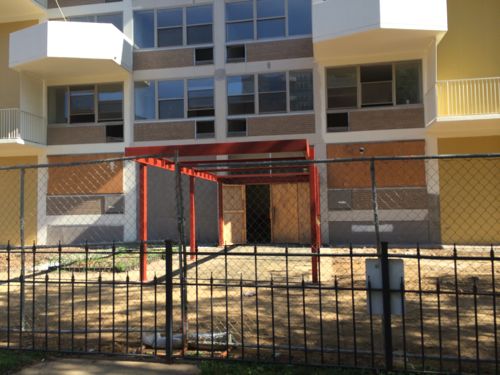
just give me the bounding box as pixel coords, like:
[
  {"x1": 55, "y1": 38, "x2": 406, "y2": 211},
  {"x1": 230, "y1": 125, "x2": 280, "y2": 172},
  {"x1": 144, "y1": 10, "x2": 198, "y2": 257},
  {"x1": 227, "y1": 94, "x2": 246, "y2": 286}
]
[{"x1": 19, "y1": 167, "x2": 26, "y2": 332}]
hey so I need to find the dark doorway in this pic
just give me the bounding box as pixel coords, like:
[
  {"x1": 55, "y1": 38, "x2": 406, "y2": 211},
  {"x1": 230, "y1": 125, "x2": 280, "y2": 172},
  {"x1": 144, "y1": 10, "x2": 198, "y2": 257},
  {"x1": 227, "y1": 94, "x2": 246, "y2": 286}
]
[{"x1": 246, "y1": 184, "x2": 271, "y2": 243}]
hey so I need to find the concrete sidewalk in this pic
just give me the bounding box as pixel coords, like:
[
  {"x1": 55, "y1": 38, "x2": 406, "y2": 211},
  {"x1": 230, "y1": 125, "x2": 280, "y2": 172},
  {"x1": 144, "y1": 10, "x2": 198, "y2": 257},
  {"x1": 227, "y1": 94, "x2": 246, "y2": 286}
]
[{"x1": 15, "y1": 358, "x2": 200, "y2": 375}]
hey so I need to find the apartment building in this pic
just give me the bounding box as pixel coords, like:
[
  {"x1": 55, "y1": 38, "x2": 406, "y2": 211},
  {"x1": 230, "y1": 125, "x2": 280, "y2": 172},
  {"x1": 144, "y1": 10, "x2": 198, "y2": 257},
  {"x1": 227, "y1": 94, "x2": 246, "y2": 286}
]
[{"x1": 0, "y1": 0, "x2": 498, "y2": 246}]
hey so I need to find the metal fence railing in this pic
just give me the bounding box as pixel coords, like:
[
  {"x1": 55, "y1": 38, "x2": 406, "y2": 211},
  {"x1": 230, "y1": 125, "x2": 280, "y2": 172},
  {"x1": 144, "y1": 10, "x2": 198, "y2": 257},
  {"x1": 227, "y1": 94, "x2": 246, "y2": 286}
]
[{"x1": 0, "y1": 153, "x2": 498, "y2": 373}]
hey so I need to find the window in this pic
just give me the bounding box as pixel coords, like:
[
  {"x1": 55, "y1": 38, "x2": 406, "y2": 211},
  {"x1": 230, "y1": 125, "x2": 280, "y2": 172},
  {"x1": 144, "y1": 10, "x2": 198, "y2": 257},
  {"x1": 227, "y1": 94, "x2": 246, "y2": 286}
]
[
  {"x1": 228, "y1": 119, "x2": 247, "y2": 137},
  {"x1": 227, "y1": 75, "x2": 255, "y2": 115},
  {"x1": 134, "y1": 10, "x2": 154, "y2": 48},
  {"x1": 70, "y1": 13, "x2": 123, "y2": 31},
  {"x1": 227, "y1": 45, "x2": 246, "y2": 63},
  {"x1": 289, "y1": 70, "x2": 313, "y2": 111},
  {"x1": 70, "y1": 86, "x2": 95, "y2": 123},
  {"x1": 327, "y1": 67, "x2": 358, "y2": 109},
  {"x1": 49, "y1": 83, "x2": 123, "y2": 124},
  {"x1": 157, "y1": 8, "x2": 183, "y2": 47},
  {"x1": 327, "y1": 112, "x2": 349, "y2": 132},
  {"x1": 226, "y1": 0, "x2": 312, "y2": 42},
  {"x1": 188, "y1": 78, "x2": 214, "y2": 118},
  {"x1": 98, "y1": 84, "x2": 123, "y2": 122},
  {"x1": 396, "y1": 61, "x2": 422, "y2": 105},
  {"x1": 106, "y1": 125, "x2": 124, "y2": 142},
  {"x1": 196, "y1": 120, "x2": 215, "y2": 138},
  {"x1": 226, "y1": 0, "x2": 254, "y2": 42},
  {"x1": 158, "y1": 80, "x2": 184, "y2": 119},
  {"x1": 187, "y1": 5, "x2": 213, "y2": 45},
  {"x1": 360, "y1": 64, "x2": 393, "y2": 107},
  {"x1": 195, "y1": 47, "x2": 214, "y2": 65},
  {"x1": 258, "y1": 73, "x2": 287, "y2": 113},
  {"x1": 134, "y1": 5, "x2": 213, "y2": 49},
  {"x1": 257, "y1": 0, "x2": 285, "y2": 39},
  {"x1": 134, "y1": 81, "x2": 155, "y2": 120}
]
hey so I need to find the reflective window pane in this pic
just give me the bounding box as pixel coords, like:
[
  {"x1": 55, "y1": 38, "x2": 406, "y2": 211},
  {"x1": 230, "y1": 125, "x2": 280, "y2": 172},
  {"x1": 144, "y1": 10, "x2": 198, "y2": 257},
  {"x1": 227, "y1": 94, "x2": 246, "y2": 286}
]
[
  {"x1": 97, "y1": 13, "x2": 123, "y2": 31},
  {"x1": 259, "y1": 92, "x2": 286, "y2": 113},
  {"x1": 228, "y1": 75, "x2": 254, "y2": 96},
  {"x1": 134, "y1": 81, "x2": 155, "y2": 120},
  {"x1": 187, "y1": 5, "x2": 212, "y2": 25},
  {"x1": 187, "y1": 24, "x2": 213, "y2": 45},
  {"x1": 257, "y1": 18, "x2": 285, "y2": 39},
  {"x1": 48, "y1": 87, "x2": 68, "y2": 124},
  {"x1": 288, "y1": 0, "x2": 311, "y2": 36},
  {"x1": 159, "y1": 99, "x2": 184, "y2": 119},
  {"x1": 227, "y1": 21, "x2": 253, "y2": 42},
  {"x1": 158, "y1": 27, "x2": 183, "y2": 47},
  {"x1": 70, "y1": 85, "x2": 95, "y2": 123},
  {"x1": 226, "y1": 1, "x2": 253, "y2": 21},
  {"x1": 188, "y1": 78, "x2": 214, "y2": 117},
  {"x1": 259, "y1": 72, "x2": 286, "y2": 113},
  {"x1": 396, "y1": 61, "x2": 422, "y2": 105},
  {"x1": 98, "y1": 83, "x2": 123, "y2": 122},
  {"x1": 259, "y1": 73, "x2": 286, "y2": 92},
  {"x1": 289, "y1": 70, "x2": 313, "y2": 111},
  {"x1": 158, "y1": 80, "x2": 184, "y2": 100},
  {"x1": 257, "y1": 0, "x2": 285, "y2": 18},
  {"x1": 133, "y1": 11, "x2": 154, "y2": 48},
  {"x1": 327, "y1": 67, "x2": 358, "y2": 109},
  {"x1": 157, "y1": 8, "x2": 182, "y2": 28}
]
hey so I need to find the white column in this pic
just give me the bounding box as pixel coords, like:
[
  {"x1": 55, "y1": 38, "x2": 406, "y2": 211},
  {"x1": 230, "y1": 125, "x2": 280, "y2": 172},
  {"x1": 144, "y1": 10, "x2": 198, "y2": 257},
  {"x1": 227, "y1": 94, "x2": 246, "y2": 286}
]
[
  {"x1": 314, "y1": 142, "x2": 330, "y2": 245},
  {"x1": 123, "y1": 160, "x2": 138, "y2": 242}
]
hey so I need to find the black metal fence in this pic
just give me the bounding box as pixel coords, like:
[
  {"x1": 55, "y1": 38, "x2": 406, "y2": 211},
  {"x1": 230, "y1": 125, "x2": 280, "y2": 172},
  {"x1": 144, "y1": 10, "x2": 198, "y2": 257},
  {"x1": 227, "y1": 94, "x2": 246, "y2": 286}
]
[{"x1": 0, "y1": 241, "x2": 499, "y2": 373}]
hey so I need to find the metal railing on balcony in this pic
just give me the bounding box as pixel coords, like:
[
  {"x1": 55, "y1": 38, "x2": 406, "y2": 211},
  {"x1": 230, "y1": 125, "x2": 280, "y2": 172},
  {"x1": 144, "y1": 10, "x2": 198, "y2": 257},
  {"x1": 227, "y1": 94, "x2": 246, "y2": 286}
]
[
  {"x1": 0, "y1": 108, "x2": 46, "y2": 145},
  {"x1": 437, "y1": 77, "x2": 500, "y2": 117}
]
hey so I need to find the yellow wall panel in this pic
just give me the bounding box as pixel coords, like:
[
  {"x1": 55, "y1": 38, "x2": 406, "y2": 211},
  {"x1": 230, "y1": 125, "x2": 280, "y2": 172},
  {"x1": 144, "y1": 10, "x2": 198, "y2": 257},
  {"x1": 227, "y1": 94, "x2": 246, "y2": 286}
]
[
  {"x1": 0, "y1": 156, "x2": 38, "y2": 246},
  {"x1": 438, "y1": 137, "x2": 500, "y2": 244}
]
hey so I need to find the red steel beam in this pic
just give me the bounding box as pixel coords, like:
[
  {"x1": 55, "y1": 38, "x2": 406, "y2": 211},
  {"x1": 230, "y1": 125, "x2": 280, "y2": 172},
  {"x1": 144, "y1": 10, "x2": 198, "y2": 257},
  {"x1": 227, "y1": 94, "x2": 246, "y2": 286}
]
[
  {"x1": 139, "y1": 164, "x2": 148, "y2": 283},
  {"x1": 181, "y1": 156, "x2": 306, "y2": 166},
  {"x1": 136, "y1": 157, "x2": 218, "y2": 182},
  {"x1": 220, "y1": 174, "x2": 309, "y2": 185},
  {"x1": 125, "y1": 139, "x2": 309, "y2": 158},
  {"x1": 201, "y1": 164, "x2": 308, "y2": 173},
  {"x1": 189, "y1": 176, "x2": 196, "y2": 260}
]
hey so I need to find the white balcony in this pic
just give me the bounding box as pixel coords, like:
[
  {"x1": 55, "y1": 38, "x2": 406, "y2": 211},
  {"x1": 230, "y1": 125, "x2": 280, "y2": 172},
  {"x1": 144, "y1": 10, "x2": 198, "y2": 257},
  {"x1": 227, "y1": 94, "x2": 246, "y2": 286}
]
[
  {"x1": 0, "y1": 0, "x2": 46, "y2": 23},
  {"x1": 0, "y1": 108, "x2": 46, "y2": 154},
  {"x1": 313, "y1": 0, "x2": 448, "y2": 64},
  {"x1": 9, "y1": 21, "x2": 132, "y2": 79}
]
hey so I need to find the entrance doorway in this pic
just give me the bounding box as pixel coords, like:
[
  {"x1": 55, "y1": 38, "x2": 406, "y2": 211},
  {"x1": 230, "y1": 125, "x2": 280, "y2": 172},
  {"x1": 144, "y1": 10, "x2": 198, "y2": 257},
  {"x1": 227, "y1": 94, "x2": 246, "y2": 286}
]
[{"x1": 245, "y1": 185, "x2": 271, "y2": 243}]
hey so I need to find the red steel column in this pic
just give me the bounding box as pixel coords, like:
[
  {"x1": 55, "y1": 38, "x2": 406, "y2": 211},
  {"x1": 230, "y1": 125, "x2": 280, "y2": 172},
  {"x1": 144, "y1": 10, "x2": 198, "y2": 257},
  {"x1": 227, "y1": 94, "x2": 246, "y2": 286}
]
[
  {"x1": 189, "y1": 176, "x2": 196, "y2": 260},
  {"x1": 139, "y1": 164, "x2": 148, "y2": 282},
  {"x1": 309, "y1": 148, "x2": 319, "y2": 283},
  {"x1": 218, "y1": 182, "x2": 224, "y2": 246}
]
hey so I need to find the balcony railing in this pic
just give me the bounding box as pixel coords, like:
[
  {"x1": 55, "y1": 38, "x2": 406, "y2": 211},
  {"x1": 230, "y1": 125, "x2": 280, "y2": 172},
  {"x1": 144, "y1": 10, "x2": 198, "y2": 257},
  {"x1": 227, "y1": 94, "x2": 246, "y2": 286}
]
[
  {"x1": 0, "y1": 108, "x2": 46, "y2": 145},
  {"x1": 437, "y1": 77, "x2": 500, "y2": 117}
]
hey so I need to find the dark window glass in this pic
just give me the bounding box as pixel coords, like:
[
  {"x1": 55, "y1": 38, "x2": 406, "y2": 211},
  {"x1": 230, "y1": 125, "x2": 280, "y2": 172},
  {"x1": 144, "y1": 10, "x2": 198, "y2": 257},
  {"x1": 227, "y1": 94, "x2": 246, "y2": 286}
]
[
  {"x1": 257, "y1": 18, "x2": 285, "y2": 39},
  {"x1": 97, "y1": 13, "x2": 123, "y2": 31},
  {"x1": 106, "y1": 125, "x2": 124, "y2": 142},
  {"x1": 187, "y1": 24, "x2": 213, "y2": 45},
  {"x1": 187, "y1": 5, "x2": 212, "y2": 24},
  {"x1": 196, "y1": 120, "x2": 215, "y2": 138},
  {"x1": 98, "y1": 83, "x2": 123, "y2": 122},
  {"x1": 226, "y1": 1, "x2": 253, "y2": 21},
  {"x1": 159, "y1": 100, "x2": 184, "y2": 119},
  {"x1": 158, "y1": 27, "x2": 183, "y2": 47},
  {"x1": 70, "y1": 85, "x2": 95, "y2": 123},
  {"x1": 228, "y1": 119, "x2": 247, "y2": 137},
  {"x1": 258, "y1": 73, "x2": 287, "y2": 113},
  {"x1": 158, "y1": 80, "x2": 184, "y2": 119},
  {"x1": 133, "y1": 10, "x2": 154, "y2": 48},
  {"x1": 227, "y1": 45, "x2": 246, "y2": 63},
  {"x1": 327, "y1": 112, "x2": 349, "y2": 132},
  {"x1": 288, "y1": 0, "x2": 311, "y2": 36},
  {"x1": 257, "y1": 0, "x2": 285, "y2": 18},
  {"x1": 396, "y1": 61, "x2": 422, "y2": 105},
  {"x1": 361, "y1": 65, "x2": 393, "y2": 107},
  {"x1": 228, "y1": 75, "x2": 255, "y2": 115},
  {"x1": 195, "y1": 47, "x2": 214, "y2": 64},
  {"x1": 327, "y1": 67, "x2": 357, "y2": 109},
  {"x1": 48, "y1": 87, "x2": 68, "y2": 124},
  {"x1": 289, "y1": 70, "x2": 313, "y2": 111},
  {"x1": 134, "y1": 81, "x2": 155, "y2": 120},
  {"x1": 227, "y1": 21, "x2": 253, "y2": 41},
  {"x1": 188, "y1": 78, "x2": 214, "y2": 117}
]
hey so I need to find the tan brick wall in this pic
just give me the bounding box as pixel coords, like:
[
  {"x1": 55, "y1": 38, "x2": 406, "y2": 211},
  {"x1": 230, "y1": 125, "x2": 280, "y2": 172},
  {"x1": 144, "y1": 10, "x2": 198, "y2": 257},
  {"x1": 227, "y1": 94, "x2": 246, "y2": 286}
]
[
  {"x1": 246, "y1": 38, "x2": 313, "y2": 62},
  {"x1": 348, "y1": 107, "x2": 424, "y2": 131},
  {"x1": 326, "y1": 141, "x2": 426, "y2": 188},
  {"x1": 48, "y1": 125, "x2": 106, "y2": 145},
  {"x1": 133, "y1": 49, "x2": 194, "y2": 70},
  {"x1": 48, "y1": 0, "x2": 105, "y2": 7},
  {"x1": 134, "y1": 121, "x2": 195, "y2": 141},
  {"x1": 48, "y1": 154, "x2": 123, "y2": 195},
  {"x1": 247, "y1": 114, "x2": 315, "y2": 136}
]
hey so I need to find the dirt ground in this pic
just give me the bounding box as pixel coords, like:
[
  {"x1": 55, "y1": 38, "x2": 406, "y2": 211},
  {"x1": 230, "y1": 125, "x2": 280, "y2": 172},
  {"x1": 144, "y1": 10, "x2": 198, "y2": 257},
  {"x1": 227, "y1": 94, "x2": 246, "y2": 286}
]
[{"x1": 0, "y1": 244, "x2": 498, "y2": 373}]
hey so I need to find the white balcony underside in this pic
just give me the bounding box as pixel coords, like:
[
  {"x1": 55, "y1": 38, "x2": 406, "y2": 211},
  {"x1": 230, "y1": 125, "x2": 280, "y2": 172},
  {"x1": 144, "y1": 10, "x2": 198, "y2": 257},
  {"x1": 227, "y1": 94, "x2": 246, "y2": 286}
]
[{"x1": 9, "y1": 21, "x2": 132, "y2": 79}]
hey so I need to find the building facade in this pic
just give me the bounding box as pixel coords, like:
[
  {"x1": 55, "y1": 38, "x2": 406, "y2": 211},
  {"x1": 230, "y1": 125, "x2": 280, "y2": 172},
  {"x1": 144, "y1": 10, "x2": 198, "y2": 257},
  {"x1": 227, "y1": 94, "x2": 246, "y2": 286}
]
[{"x1": 0, "y1": 0, "x2": 498, "y2": 246}]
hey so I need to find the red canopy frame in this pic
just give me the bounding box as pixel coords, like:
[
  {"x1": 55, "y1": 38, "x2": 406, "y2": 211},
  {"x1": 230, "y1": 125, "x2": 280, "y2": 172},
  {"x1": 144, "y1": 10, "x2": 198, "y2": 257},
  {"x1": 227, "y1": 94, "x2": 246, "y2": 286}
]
[{"x1": 125, "y1": 140, "x2": 321, "y2": 283}]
